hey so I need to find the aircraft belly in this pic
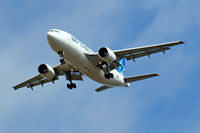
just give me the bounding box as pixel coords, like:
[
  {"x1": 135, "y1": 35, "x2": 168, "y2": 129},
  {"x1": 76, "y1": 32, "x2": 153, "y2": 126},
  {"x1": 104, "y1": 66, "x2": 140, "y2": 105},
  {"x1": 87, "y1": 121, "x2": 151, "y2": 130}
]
[
  {"x1": 61, "y1": 42, "x2": 125, "y2": 86},
  {"x1": 62, "y1": 43, "x2": 99, "y2": 80}
]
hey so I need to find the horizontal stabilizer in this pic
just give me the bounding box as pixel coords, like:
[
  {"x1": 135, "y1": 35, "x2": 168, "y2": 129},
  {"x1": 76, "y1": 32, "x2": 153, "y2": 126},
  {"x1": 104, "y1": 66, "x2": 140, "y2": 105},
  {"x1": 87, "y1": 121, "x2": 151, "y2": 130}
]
[
  {"x1": 124, "y1": 73, "x2": 159, "y2": 83},
  {"x1": 95, "y1": 85, "x2": 112, "y2": 92}
]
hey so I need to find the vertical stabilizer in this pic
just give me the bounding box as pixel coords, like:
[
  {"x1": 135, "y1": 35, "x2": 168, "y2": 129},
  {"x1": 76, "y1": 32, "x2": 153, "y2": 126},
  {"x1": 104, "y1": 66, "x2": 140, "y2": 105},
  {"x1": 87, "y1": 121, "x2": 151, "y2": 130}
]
[{"x1": 116, "y1": 58, "x2": 125, "y2": 76}]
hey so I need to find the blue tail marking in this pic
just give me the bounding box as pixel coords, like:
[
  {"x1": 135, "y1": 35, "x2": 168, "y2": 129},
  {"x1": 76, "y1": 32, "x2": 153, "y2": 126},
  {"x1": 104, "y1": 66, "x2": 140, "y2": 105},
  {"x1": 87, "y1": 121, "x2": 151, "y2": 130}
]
[{"x1": 116, "y1": 58, "x2": 125, "y2": 76}]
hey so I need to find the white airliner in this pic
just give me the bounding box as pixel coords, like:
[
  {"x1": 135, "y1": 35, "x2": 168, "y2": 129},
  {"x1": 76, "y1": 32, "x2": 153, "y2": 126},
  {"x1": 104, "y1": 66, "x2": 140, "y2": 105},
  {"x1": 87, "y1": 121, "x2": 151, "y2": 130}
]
[{"x1": 13, "y1": 29, "x2": 184, "y2": 92}]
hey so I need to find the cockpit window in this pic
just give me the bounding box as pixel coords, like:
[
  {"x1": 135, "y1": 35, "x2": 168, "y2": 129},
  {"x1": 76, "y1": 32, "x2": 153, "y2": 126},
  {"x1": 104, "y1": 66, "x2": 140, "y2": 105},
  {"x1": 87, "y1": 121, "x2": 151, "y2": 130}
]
[{"x1": 50, "y1": 29, "x2": 60, "y2": 33}]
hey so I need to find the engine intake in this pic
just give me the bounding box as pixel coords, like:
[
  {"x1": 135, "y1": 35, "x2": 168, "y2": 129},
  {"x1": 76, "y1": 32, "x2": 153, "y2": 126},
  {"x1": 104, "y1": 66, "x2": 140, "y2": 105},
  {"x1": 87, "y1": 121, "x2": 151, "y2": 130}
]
[
  {"x1": 38, "y1": 64, "x2": 55, "y2": 80},
  {"x1": 98, "y1": 47, "x2": 116, "y2": 62}
]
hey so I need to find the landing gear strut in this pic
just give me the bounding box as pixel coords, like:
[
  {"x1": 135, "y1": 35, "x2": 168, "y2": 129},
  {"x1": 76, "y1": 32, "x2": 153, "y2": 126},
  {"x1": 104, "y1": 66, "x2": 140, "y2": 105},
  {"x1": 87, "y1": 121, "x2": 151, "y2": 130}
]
[
  {"x1": 104, "y1": 62, "x2": 114, "y2": 79},
  {"x1": 60, "y1": 59, "x2": 65, "y2": 65},
  {"x1": 65, "y1": 71, "x2": 76, "y2": 89},
  {"x1": 58, "y1": 51, "x2": 65, "y2": 65}
]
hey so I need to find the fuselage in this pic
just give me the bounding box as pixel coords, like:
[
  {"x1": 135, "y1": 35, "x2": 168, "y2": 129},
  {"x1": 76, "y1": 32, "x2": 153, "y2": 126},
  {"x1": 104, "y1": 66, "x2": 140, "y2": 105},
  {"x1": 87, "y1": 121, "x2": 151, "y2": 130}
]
[{"x1": 46, "y1": 29, "x2": 129, "y2": 87}]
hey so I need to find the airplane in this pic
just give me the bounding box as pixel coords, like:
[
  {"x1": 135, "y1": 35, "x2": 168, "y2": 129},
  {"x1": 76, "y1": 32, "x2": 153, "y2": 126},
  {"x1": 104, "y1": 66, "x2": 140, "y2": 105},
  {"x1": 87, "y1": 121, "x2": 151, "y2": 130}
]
[{"x1": 13, "y1": 29, "x2": 184, "y2": 92}]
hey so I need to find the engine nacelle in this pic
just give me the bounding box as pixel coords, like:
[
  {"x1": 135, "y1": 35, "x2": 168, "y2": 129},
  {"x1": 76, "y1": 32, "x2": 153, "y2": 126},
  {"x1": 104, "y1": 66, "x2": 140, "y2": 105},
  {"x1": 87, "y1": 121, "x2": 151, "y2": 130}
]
[
  {"x1": 98, "y1": 47, "x2": 116, "y2": 62},
  {"x1": 38, "y1": 64, "x2": 56, "y2": 80}
]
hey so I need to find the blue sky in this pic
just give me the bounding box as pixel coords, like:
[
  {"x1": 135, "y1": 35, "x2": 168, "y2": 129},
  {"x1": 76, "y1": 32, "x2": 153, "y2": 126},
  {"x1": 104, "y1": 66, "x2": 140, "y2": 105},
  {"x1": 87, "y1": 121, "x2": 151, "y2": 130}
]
[{"x1": 0, "y1": 0, "x2": 200, "y2": 133}]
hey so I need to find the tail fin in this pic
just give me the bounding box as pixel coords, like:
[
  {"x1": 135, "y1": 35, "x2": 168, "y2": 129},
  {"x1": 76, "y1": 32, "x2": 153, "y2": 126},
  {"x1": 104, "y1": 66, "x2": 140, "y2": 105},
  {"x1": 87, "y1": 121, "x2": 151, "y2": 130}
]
[{"x1": 116, "y1": 58, "x2": 125, "y2": 76}]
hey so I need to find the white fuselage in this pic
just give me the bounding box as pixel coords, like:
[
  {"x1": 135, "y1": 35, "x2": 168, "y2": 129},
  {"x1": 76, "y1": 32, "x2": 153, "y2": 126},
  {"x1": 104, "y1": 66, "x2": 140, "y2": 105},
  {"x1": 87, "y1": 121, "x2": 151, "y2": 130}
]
[{"x1": 47, "y1": 29, "x2": 129, "y2": 87}]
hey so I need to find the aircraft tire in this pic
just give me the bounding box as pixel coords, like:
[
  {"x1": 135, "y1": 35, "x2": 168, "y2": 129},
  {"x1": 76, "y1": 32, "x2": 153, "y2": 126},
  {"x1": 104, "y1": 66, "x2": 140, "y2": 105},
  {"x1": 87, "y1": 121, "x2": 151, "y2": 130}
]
[
  {"x1": 110, "y1": 73, "x2": 114, "y2": 78},
  {"x1": 67, "y1": 84, "x2": 72, "y2": 89},
  {"x1": 104, "y1": 73, "x2": 111, "y2": 79},
  {"x1": 72, "y1": 83, "x2": 76, "y2": 88}
]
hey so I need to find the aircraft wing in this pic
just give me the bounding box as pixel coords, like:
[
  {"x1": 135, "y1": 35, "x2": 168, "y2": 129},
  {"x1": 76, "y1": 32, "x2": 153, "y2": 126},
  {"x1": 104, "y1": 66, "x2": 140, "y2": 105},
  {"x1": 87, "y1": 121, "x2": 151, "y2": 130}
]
[
  {"x1": 86, "y1": 40, "x2": 184, "y2": 64},
  {"x1": 114, "y1": 40, "x2": 184, "y2": 60},
  {"x1": 13, "y1": 63, "x2": 83, "y2": 90}
]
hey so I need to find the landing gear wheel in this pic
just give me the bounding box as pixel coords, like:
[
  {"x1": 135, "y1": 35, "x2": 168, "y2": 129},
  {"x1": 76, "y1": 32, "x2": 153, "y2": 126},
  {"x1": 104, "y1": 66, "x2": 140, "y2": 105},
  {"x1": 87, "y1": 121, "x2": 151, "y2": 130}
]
[
  {"x1": 103, "y1": 62, "x2": 114, "y2": 79},
  {"x1": 58, "y1": 51, "x2": 64, "y2": 57},
  {"x1": 104, "y1": 73, "x2": 113, "y2": 79},
  {"x1": 104, "y1": 73, "x2": 109, "y2": 79},
  {"x1": 110, "y1": 73, "x2": 114, "y2": 78},
  {"x1": 65, "y1": 71, "x2": 77, "y2": 90},
  {"x1": 58, "y1": 51, "x2": 65, "y2": 65},
  {"x1": 72, "y1": 83, "x2": 76, "y2": 88},
  {"x1": 67, "y1": 83, "x2": 76, "y2": 89},
  {"x1": 60, "y1": 59, "x2": 65, "y2": 65},
  {"x1": 67, "y1": 84, "x2": 72, "y2": 89}
]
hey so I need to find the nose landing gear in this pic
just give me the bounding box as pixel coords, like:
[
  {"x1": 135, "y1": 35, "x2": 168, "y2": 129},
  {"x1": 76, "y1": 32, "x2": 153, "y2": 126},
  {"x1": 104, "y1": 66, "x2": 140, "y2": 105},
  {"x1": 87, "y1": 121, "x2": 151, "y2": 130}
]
[
  {"x1": 60, "y1": 59, "x2": 65, "y2": 65},
  {"x1": 58, "y1": 51, "x2": 65, "y2": 65}
]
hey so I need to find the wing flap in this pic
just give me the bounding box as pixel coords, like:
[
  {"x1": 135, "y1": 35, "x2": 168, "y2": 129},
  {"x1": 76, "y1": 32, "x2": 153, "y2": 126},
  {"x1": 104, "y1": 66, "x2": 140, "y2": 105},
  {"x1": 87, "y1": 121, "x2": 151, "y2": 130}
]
[
  {"x1": 125, "y1": 47, "x2": 170, "y2": 61},
  {"x1": 13, "y1": 75, "x2": 43, "y2": 90},
  {"x1": 124, "y1": 73, "x2": 159, "y2": 83},
  {"x1": 26, "y1": 76, "x2": 59, "y2": 88}
]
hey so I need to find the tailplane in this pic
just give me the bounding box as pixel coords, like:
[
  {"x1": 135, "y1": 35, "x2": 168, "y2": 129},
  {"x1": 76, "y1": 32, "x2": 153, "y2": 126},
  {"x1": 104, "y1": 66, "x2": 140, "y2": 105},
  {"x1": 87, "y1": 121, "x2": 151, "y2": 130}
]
[
  {"x1": 95, "y1": 73, "x2": 159, "y2": 92},
  {"x1": 124, "y1": 73, "x2": 159, "y2": 83},
  {"x1": 96, "y1": 73, "x2": 160, "y2": 92},
  {"x1": 95, "y1": 85, "x2": 112, "y2": 92}
]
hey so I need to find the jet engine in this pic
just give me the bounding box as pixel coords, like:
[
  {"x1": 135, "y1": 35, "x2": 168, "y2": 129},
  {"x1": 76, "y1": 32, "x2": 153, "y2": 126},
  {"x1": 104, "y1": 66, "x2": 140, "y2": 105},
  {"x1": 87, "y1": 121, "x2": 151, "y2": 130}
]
[
  {"x1": 38, "y1": 64, "x2": 56, "y2": 80},
  {"x1": 98, "y1": 47, "x2": 116, "y2": 62}
]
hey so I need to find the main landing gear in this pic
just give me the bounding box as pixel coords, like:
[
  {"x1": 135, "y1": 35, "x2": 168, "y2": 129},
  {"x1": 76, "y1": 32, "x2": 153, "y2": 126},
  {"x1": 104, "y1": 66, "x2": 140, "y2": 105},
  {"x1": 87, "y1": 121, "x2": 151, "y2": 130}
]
[
  {"x1": 65, "y1": 71, "x2": 76, "y2": 90},
  {"x1": 58, "y1": 51, "x2": 65, "y2": 65},
  {"x1": 59, "y1": 51, "x2": 77, "y2": 90},
  {"x1": 104, "y1": 62, "x2": 114, "y2": 79},
  {"x1": 104, "y1": 73, "x2": 114, "y2": 79},
  {"x1": 67, "y1": 83, "x2": 76, "y2": 89}
]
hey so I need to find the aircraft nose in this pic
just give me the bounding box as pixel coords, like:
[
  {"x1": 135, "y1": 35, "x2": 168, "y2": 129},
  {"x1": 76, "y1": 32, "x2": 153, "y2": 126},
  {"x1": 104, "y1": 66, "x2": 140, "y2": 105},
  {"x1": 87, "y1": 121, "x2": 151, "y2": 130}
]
[
  {"x1": 47, "y1": 31, "x2": 59, "y2": 45},
  {"x1": 47, "y1": 32, "x2": 55, "y2": 41},
  {"x1": 46, "y1": 31, "x2": 60, "y2": 50},
  {"x1": 47, "y1": 30, "x2": 64, "y2": 52}
]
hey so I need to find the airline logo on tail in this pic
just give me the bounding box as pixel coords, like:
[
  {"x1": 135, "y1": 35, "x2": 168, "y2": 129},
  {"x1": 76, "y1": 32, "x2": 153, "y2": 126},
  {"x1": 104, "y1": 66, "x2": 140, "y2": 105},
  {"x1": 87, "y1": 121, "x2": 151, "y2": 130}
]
[{"x1": 116, "y1": 58, "x2": 125, "y2": 76}]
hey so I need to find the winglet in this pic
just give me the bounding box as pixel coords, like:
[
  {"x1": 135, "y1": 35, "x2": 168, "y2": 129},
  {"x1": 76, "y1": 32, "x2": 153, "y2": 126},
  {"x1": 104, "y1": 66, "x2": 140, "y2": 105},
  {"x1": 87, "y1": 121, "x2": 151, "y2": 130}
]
[
  {"x1": 13, "y1": 87, "x2": 17, "y2": 91},
  {"x1": 179, "y1": 40, "x2": 184, "y2": 44}
]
